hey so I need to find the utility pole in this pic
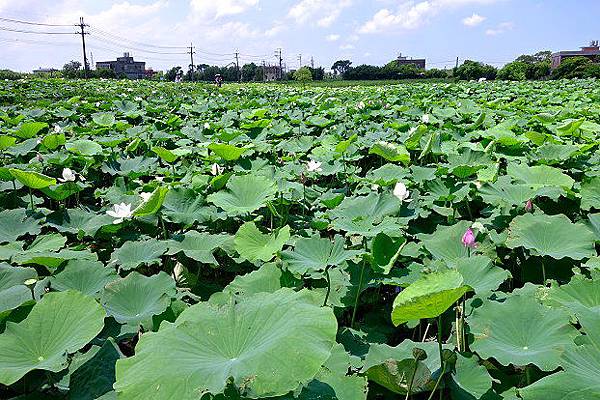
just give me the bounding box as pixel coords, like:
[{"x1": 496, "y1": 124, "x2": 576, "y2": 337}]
[
  {"x1": 455, "y1": 57, "x2": 459, "y2": 69},
  {"x1": 188, "y1": 43, "x2": 196, "y2": 81},
  {"x1": 234, "y1": 51, "x2": 240, "y2": 82},
  {"x1": 275, "y1": 48, "x2": 283, "y2": 80},
  {"x1": 76, "y1": 17, "x2": 89, "y2": 78},
  {"x1": 310, "y1": 56, "x2": 314, "y2": 69},
  {"x1": 297, "y1": 54, "x2": 302, "y2": 68}
]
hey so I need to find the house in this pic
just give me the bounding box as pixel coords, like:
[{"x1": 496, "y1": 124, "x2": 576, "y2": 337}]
[
  {"x1": 96, "y1": 53, "x2": 146, "y2": 79},
  {"x1": 263, "y1": 65, "x2": 282, "y2": 81},
  {"x1": 397, "y1": 53, "x2": 426, "y2": 69},
  {"x1": 32, "y1": 68, "x2": 58, "y2": 76},
  {"x1": 551, "y1": 41, "x2": 600, "y2": 69}
]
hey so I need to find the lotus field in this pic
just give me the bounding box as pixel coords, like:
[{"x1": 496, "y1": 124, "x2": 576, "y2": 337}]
[{"x1": 1, "y1": 78, "x2": 600, "y2": 399}]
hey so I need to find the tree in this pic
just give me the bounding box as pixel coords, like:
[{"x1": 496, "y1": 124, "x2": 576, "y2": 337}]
[
  {"x1": 308, "y1": 67, "x2": 325, "y2": 81},
  {"x1": 241, "y1": 63, "x2": 258, "y2": 82},
  {"x1": 497, "y1": 61, "x2": 528, "y2": 81},
  {"x1": 293, "y1": 67, "x2": 313, "y2": 84},
  {"x1": 552, "y1": 56, "x2": 592, "y2": 79},
  {"x1": 62, "y1": 60, "x2": 82, "y2": 78},
  {"x1": 583, "y1": 63, "x2": 600, "y2": 78},
  {"x1": 165, "y1": 66, "x2": 182, "y2": 82},
  {"x1": 516, "y1": 51, "x2": 552, "y2": 64},
  {"x1": 425, "y1": 68, "x2": 450, "y2": 79},
  {"x1": 454, "y1": 60, "x2": 497, "y2": 80},
  {"x1": 331, "y1": 60, "x2": 352, "y2": 76}
]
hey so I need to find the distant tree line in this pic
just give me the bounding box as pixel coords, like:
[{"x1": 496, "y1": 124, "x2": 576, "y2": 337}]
[{"x1": 329, "y1": 50, "x2": 600, "y2": 81}]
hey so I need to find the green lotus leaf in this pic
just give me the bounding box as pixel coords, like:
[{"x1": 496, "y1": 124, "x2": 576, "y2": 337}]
[
  {"x1": 368, "y1": 141, "x2": 410, "y2": 164},
  {"x1": 589, "y1": 213, "x2": 600, "y2": 240},
  {"x1": 51, "y1": 259, "x2": 118, "y2": 296},
  {"x1": 109, "y1": 239, "x2": 168, "y2": 271},
  {"x1": 541, "y1": 274, "x2": 600, "y2": 315},
  {"x1": 449, "y1": 353, "x2": 494, "y2": 399},
  {"x1": 14, "y1": 121, "x2": 48, "y2": 139},
  {"x1": 12, "y1": 248, "x2": 98, "y2": 269},
  {"x1": 371, "y1": 233, "x2": 406, "y2": 274},
  {"x1": 41, "y1": 182, "x2": 84, "y2": 201},
  {"x1": 478, "y1": 176, "x2": 536, "y2": 207},
  {"x1": 133, "y1": 186, "x2": 169, "y2": 217},
  {"x1": 469, "y1": 293, "x2": 578, "y2": 370},
  {"x1": 41, "y1": 132, "x2": 65, "y2": 150},
  {"x1": 92, "y1": 112, "x2": 116, "y2": 127},
  {"x1": 219, "y1": 263, "x2": 283, "y2": 299},
  {"x1": 234, "y1": 222, "x2": 290, "y2": 262},
  {"x1": 0, "y1": 290, "x2": 106, "y2": 385},
  {"x1": 161, "y1": 188, "x2": 218, "y2": 226},
  {"x1": 69, "y1": 339, "x2": 122, "y2": 400},
  {"x1": 0, "y1": 208, "x2": 41, "y2": 244},
  {"x1": 518, "y1": 308, "x2": 600, "y2": 400},
  {"x1": 66, "y1": 139, "x2": 103, "y2": 156},
  {"x1": 364, "y1": 340, "x2": 447, "y2": 394},
  {"x1": 297, "y1": 343, "x2": 367, "y2": 400},
  {"x1": 280, "y1": 235, "x2": 361, "y2": 275},
  {"x1": 207, "y1": 174, "x2": 277, "y2": 216},
  {"x1": 208, "y1": 143, "x2": 249, "y2": 161},
  {"x1": 507, "y1": 164, "x2": 574, "y2": 190},
  {"x1": 581, "y1": 177, "x2": 600, "y2": 211},
  {"x1": 151, "y1": 146, "x2": 179, "y2": 163},
  {"x1": 101, "y1": 271, "x2": 176, "y2": 327},
  {"x1": 419, "y1": 220, "x2": 472, "y2": 262},
  {"x1": 166, "y1": 231, "x2": 230, "y2": 264},
  {"x1": 9, "y1": 168, "x2": 56, "y2": 189},
  {"x1": 391, "y1": 269, "x2": 472, "y2": 326},
  {"x1": 505, "y1": 213, "x2": 596, "y2": 260},
  {"x1": 46, "y1": 208, "x2": 113, "y2": 237},
  {"x1": 114, "y1": 288, "x2": 338, "y2": 399},
  {"x1": 0, "y1": 135, "x2": 16, "y2": 150},
  {"x1": 450, "y1": 256, "x2": 511, "y2": 294},
  {"x1": 0, "y1": 263, "x2": 36, "y2": 313}
]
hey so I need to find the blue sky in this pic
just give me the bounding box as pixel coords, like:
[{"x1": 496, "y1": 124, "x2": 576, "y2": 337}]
[{"x1": 0, "y1": 0, "x2": 598, "y2": 72}]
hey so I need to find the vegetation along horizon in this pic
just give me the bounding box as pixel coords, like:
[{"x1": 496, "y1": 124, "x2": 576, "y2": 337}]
[{"x1": 0, "y1": 77, "x2": 599, "y2": 399}]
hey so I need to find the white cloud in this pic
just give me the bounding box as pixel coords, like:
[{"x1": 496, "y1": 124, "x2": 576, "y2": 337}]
[
  {"x1": 359, "y1": 0, "x2": 501, "y2": 34},
  {"x1": 326, "y1": 34, "x2": 341, "y2": 42},
  {"x1": 462, "y1": 13, "x2": 486, "y2": 26},
  {"x1": 339, "y1": 43, "x2": 354, "y2": 50},
  {"x1": 486, "y1": 21, "x2": 514, "y2": 35},
  {"x1": 288, "y1": 0, "x2": 352, "y2": 27},
  {"x1": 190, "y1": 0, "x2": 259, "y2": 19}
]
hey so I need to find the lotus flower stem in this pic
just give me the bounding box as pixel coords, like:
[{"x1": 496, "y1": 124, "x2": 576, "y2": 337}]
[
  {"x1": 350, "y1": 237, "x2": 367, "y2": 328},
  {"x1": 405, "y1": 361, "x2": 418, "y2": 400},
  {"x1": 323, "y1": 266, "x2": 331, "y2": 307},
  {"x1": 28, "y1": 188, "x2": 34, "y2": 211},
  {"x1": 541, "y1": 258, "x2": 546, "y2": 285}
]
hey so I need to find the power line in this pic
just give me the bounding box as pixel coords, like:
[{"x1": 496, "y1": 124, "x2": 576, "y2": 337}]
[
  {"x1": 0, "y1": 26, "x2": 74, "y2": 34},
  {"x1": 88, "y1": 26, "x2": 188, "y2": 49},
  {"x1": 0, "y1": 16, "x2": 73, "y2": 27},
  {"x1": 87, "y1": 34, "x2": 188, "y2": 55}
]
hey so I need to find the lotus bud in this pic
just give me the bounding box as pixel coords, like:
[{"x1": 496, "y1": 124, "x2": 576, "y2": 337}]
[
  {"x1": 461, "y1": 228, "x2": 477, "y2": 249},
  {"x1": 525, "y1": 199, "x2": 533, "y2": 212}
]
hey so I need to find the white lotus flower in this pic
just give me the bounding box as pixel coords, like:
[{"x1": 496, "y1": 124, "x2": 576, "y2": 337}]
[
  {"x1": 211, "y1": 163, "x2": 224, "y2": 176},
  {"x1": 306, "y1": 160, "x2": 322, "y2": 173},
  {"x1": 134, "y1": 96, "x2": 143, "y2": 101},
  {"x1": 204, "y1": 122, "x2": 211, "y2": 129},
  {"x1": 156, "y1": 176, "x2": 164, "y2": 183},
  {"x1": 106, "y1": 202, "x2": 133, "y2": 224},
  {"x1": 53, "y1": 125, "x2": 62, "y2": 133},
  {"x1": 474, "y1": 181, "x2": 483, "y2": 189},
  {"x1": 393, "y1": 182, "x2": 411, "y2": 202},
  {"x1": 357, "y1": 101, "x2": 365, "y2": 110},
  {"x1": 421, "y1": 114, "x2": 430, "y2": 124},
  {"x1": 58, "y1": 168, "x2": 76, "y2": 183},
  {"x1": 139, "y1": 192, "x2": 152, "y2": 202},
  {"x1": 478, "y1": 77, "x2": 487, "y2": 82}
]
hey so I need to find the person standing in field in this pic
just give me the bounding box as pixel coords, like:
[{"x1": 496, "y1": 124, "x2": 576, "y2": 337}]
[{"x1": 214, "y1": 74, "x2": 223, "y2": 87}]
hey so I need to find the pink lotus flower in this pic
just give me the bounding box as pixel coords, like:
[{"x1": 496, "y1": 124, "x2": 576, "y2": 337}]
[
  {"x1": 461, "y1": 228, "x2": 477, "y2": 249},
  {"x1": 525, "y1": 199, "x2": 533, "y2": 212}
]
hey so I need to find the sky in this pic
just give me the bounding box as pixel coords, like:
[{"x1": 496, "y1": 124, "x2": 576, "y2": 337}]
[{"x1": 0, "y1": 0, "x2": 599, "y2": 72}]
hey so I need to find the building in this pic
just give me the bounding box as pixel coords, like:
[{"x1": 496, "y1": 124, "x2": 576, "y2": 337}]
[
  {"x1": 32, "y1": 68, "x2": 58, "y2": 76},
  {"x1": 96, "y1": 53, "x2": 146, "y2": 79},
  {"x1": 263, "y1": 65, "x2": 282, "y2": 81},
  {"x1": 397, "y1": 53, "x2": 426, "y2": 69},
  {"x1": 551, "y1": 41, "x2": 600, "y2": 69}
]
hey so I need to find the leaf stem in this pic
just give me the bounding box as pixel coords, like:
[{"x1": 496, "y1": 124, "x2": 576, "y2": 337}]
[
  {"x1": 350, "y1": 238, "x2": 367, "y2": 328},
  {"x1": 323, "y1": 266, "x2": 331, "y2": 307}
]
